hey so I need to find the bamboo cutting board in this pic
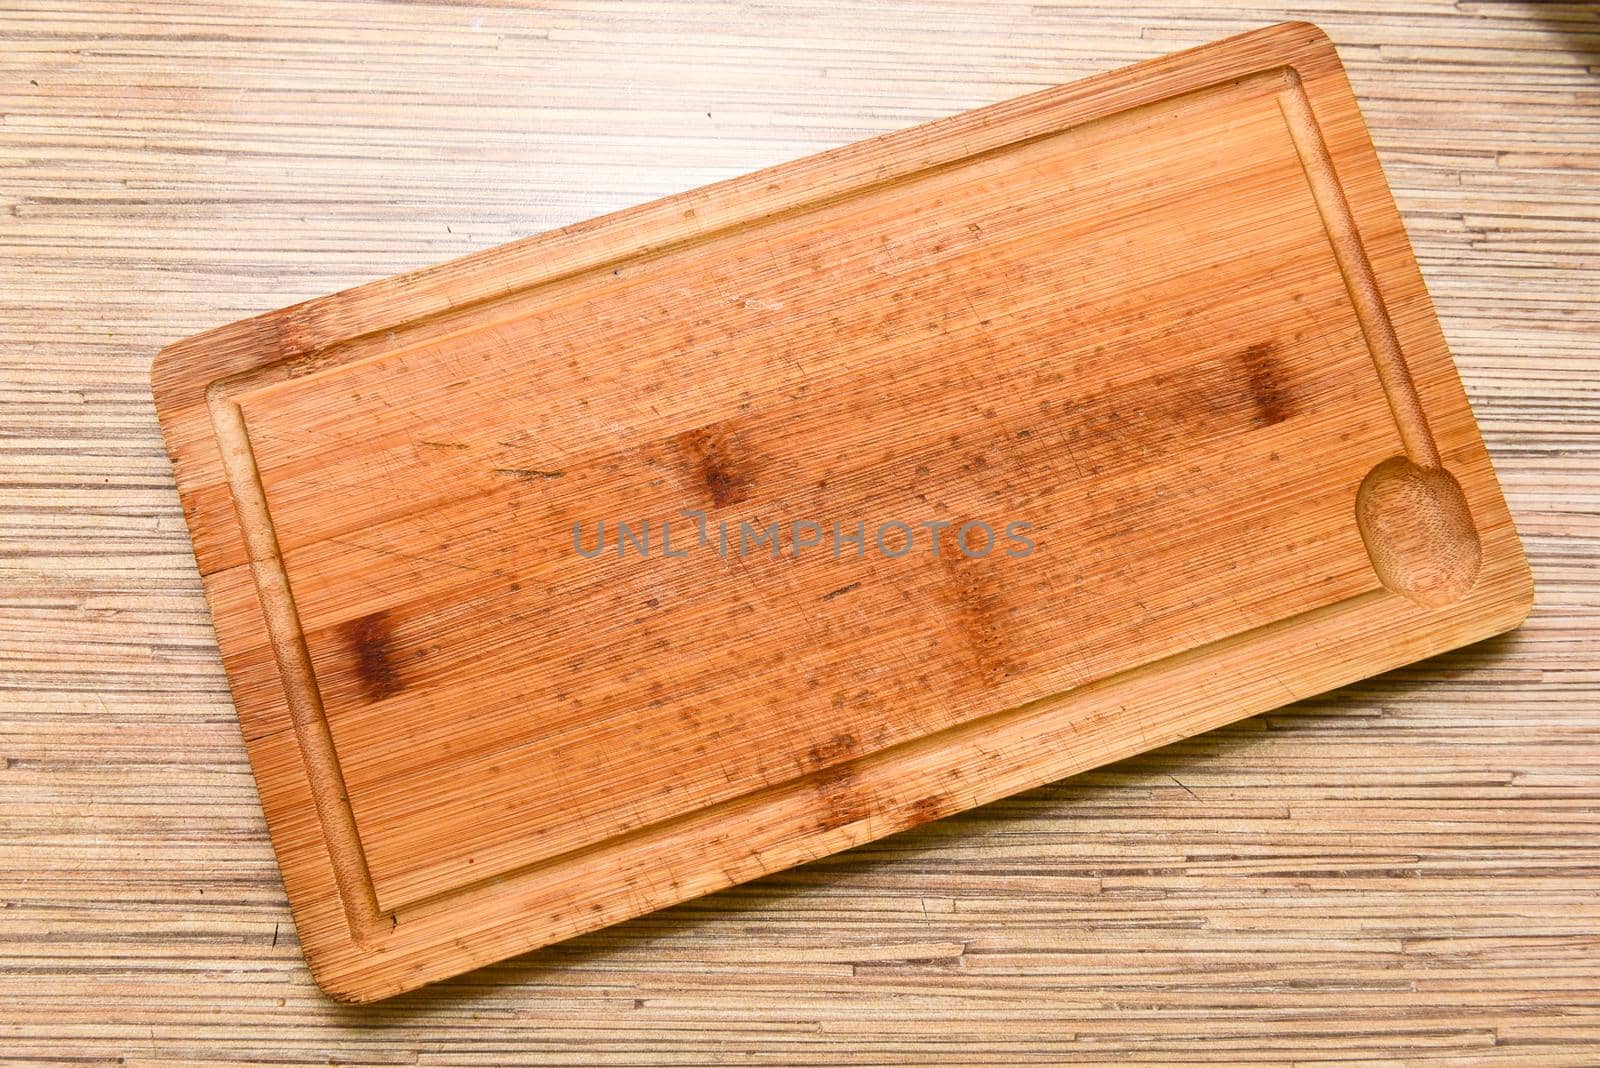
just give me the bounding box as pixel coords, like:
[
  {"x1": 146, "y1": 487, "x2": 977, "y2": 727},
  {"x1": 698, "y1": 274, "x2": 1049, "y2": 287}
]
[{"x1": 152, "y1": 23, "x2": 1531, "y2": 1002}]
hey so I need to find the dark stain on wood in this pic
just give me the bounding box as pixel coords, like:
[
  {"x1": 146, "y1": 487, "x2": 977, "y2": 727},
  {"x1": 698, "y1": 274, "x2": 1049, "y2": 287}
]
[
  {"x1": 1037, "y1": 340, "x2": 1304, "y2": 479},
  {"x1": 807, "y1": 731, "x2": 859, "y2": 769},
  {"x1": 1238, "y1": 340, "x2": 1293, "y2": 426},
  {"x1": 674, "y1": 424, "x2": 756, "y2": 507},
  {"x1": 343, "y1": 610, "x2": 404, "y2": 701},
  {"x1": 939, "y1": 546, "x2": 1016, "y2": 687},
  {"x1": 811, "y1": 764, "x2": 872, "y2": 833},
  {"x1": 907, "y1": 795, "x2": 946, "y2": 827}
]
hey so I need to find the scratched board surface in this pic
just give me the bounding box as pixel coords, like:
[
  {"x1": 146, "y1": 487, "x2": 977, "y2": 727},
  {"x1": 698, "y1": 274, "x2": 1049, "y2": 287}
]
[{"x1": 152, "y1": 23, "x2": 1530, "y2": 1002}]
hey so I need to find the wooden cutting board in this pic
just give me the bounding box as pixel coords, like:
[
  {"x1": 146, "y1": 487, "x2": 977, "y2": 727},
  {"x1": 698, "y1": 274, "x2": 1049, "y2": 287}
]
[{"x1": 152, "y1": 22, "x2": 1532, "y2": 1002}]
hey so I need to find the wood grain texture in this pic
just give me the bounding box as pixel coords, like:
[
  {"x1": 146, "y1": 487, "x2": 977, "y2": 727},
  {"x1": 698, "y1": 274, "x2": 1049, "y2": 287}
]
[
  {"x1": 3, "y1": 0, "x2": 1597, "y2": 1058},
  {"x1": 152, "y1": 21, "x2": 1535, "y2": 1002}
]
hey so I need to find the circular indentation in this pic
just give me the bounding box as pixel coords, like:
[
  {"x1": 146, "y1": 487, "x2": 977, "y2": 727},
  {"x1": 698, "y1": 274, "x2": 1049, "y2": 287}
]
[{"x1": 1356, "y1": 456, "x2": 1482, "y2": 608}]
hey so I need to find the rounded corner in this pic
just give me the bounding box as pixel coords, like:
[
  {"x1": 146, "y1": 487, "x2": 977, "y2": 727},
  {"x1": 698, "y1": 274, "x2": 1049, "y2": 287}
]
[
  {"x1": 1503, "y1": 552, "x2": 1537, "y2": 632},
  {"x1": 1277, "y1": 20, "x2": 1337, "y2": 52},
  {"x1": 149, "y1": 341, "x2": 184, "y2": 410},
  {"x1": 304, "y1": 947, "x2": 389, "y2": 1005}
]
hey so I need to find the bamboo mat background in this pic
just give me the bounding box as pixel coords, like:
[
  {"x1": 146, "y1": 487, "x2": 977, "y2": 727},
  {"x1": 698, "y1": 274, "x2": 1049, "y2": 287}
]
[{"x1": 2, "y1": 1, "x2": 1597, "y2": 1063}]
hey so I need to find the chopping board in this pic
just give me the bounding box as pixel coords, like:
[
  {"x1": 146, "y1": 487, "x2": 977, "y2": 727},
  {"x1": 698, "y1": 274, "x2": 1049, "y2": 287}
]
[{"x1": 152, "y1": 22, "x2": 1532, "y2": 1002}]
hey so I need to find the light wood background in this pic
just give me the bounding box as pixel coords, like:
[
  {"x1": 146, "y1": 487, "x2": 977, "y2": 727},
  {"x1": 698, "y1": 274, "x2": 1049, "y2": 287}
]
[{"x1": 1, "y1": 1, "x2": 1596, "y2": 1063}]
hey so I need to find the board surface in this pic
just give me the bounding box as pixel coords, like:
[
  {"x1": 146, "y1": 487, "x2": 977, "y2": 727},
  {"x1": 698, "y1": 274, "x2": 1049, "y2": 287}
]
[{"x1": 151, "y1": 22, "x2": 1531, "y2": 1002}]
